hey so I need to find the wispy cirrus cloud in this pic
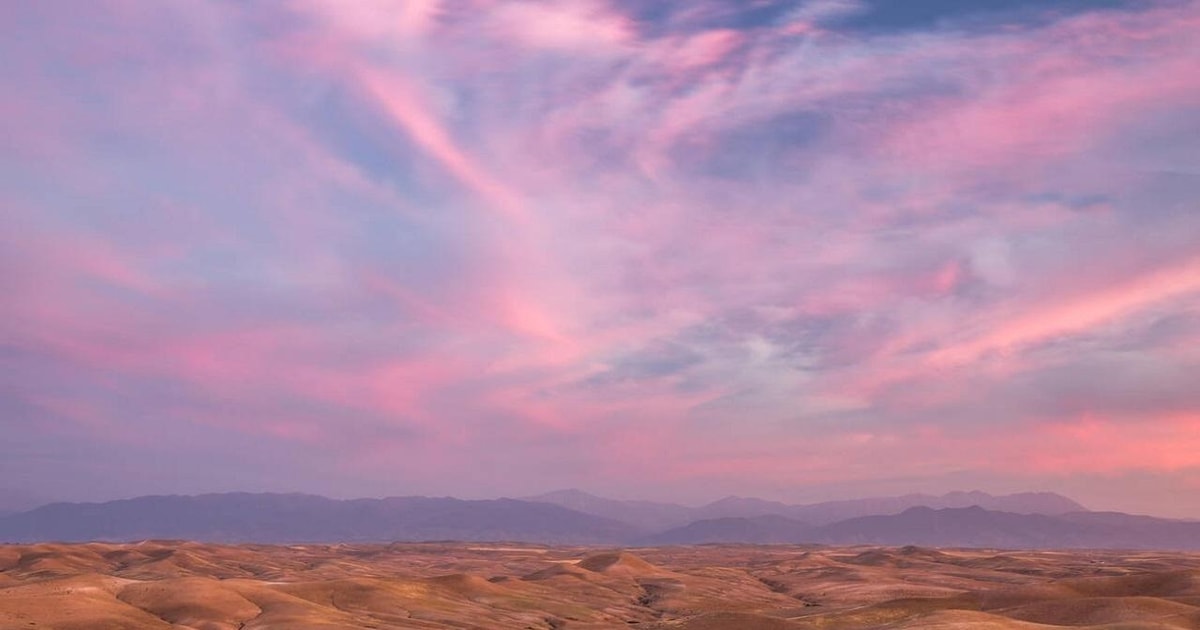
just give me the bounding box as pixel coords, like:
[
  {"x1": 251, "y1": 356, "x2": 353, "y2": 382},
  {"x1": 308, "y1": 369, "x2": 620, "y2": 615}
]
[{"x1": 2, "y1": 0, "x2": 1198, "y2": 516}]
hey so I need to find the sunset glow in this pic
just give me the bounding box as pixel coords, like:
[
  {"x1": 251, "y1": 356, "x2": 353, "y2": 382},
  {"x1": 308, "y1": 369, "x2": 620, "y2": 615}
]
[{"x1": 3, "y1": 0, "x2": 1199, "y2": 517}]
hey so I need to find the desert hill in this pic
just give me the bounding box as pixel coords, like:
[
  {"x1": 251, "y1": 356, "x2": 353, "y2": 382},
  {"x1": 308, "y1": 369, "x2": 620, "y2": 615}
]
[{"x1": 1, "y1": 541, "x2": 1198, "y2": 629}]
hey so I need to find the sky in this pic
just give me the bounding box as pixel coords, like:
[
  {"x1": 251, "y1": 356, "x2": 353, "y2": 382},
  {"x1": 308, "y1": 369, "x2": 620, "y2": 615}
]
[{"x1": 2, "y1": 0, "x2": 1199, "y2": 519}]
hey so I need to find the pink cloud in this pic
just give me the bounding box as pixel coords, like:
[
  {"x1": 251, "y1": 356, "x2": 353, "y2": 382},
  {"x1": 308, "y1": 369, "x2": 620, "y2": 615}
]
[
  {"x1": 298, "y1": 0, "x2": 443, "y2": 41},
  {"x1": 487, "y1": 0, "x2": 634, "y2": 52},
  {"x1": 5, "y1": 0, "x2": 1199, "y2": 513},
  {"x1": 908, "y1": 413, "x2": 1200, "y2": 477},
  {"x1": 655, "y1": 410, "x2": 1200, "y2": 489},
  {"x1": 355, "y1": 66, "x2": 528, "y2": 220},
  {"x1": 930, "y1": 255, "x2": 1200, "y2": 367},
  {"x1": 659, "y1": 29, "x2": 744, "y2": 72}
]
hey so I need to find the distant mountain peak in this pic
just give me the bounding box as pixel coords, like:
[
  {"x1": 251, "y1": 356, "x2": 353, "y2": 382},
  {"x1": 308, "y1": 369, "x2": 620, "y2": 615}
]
[
  {"x1": 0, "y1": 490, "x2": 1191, "y2": 549},
  {"x1": 0, "y1": 492, "x2": 639, "y2": 545},
  {"x1": 942, "y1": 490, "x2": 991, "y2": 499},
  {"x1": 702, "y1": 495, "x2": 789, "y2": 509},
  {"x1": 534, "y1": 488, "x2": 594, "y2": 497}
]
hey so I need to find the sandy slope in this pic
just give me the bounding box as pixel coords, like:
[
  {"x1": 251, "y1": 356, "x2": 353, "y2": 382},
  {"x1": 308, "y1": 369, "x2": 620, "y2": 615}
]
[{"x1": 0, "y1": 542, "x2": 1197, "y2": 629}]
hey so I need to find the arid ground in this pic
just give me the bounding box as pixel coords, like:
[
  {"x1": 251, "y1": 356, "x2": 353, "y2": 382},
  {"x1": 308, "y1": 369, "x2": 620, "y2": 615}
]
[{"x1": 2, "y1": 542, "x2": 1198, "y2": 629}]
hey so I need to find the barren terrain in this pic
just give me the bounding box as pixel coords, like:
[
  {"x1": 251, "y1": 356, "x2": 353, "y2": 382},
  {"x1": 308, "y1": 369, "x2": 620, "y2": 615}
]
[{"x1": 2, "y1": 542, "x2": 1198, "y2": 629}]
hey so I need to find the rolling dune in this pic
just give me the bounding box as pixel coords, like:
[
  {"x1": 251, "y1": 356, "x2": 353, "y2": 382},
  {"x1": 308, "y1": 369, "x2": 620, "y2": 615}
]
[{"x1": 1, "y1": 542, "x2": 1198, "y2": 629}]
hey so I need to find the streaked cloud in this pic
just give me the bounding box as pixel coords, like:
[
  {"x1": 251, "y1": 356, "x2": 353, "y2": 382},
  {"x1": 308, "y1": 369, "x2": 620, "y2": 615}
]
[{"x1": 2, "y1": 0, "x2": 1198, "y2": 515}]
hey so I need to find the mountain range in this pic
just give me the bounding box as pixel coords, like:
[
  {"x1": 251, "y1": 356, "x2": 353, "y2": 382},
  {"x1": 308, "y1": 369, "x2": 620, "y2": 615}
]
[
  {"x1": 523, "y1": 488, "x2": 1087, "y2": 528},
  {"x1": 0, "y1": 493, "x2": 636, "y2": 545},
  {"x1": 1, "y1": 490, "x2": 1196, "y2": 550}
]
